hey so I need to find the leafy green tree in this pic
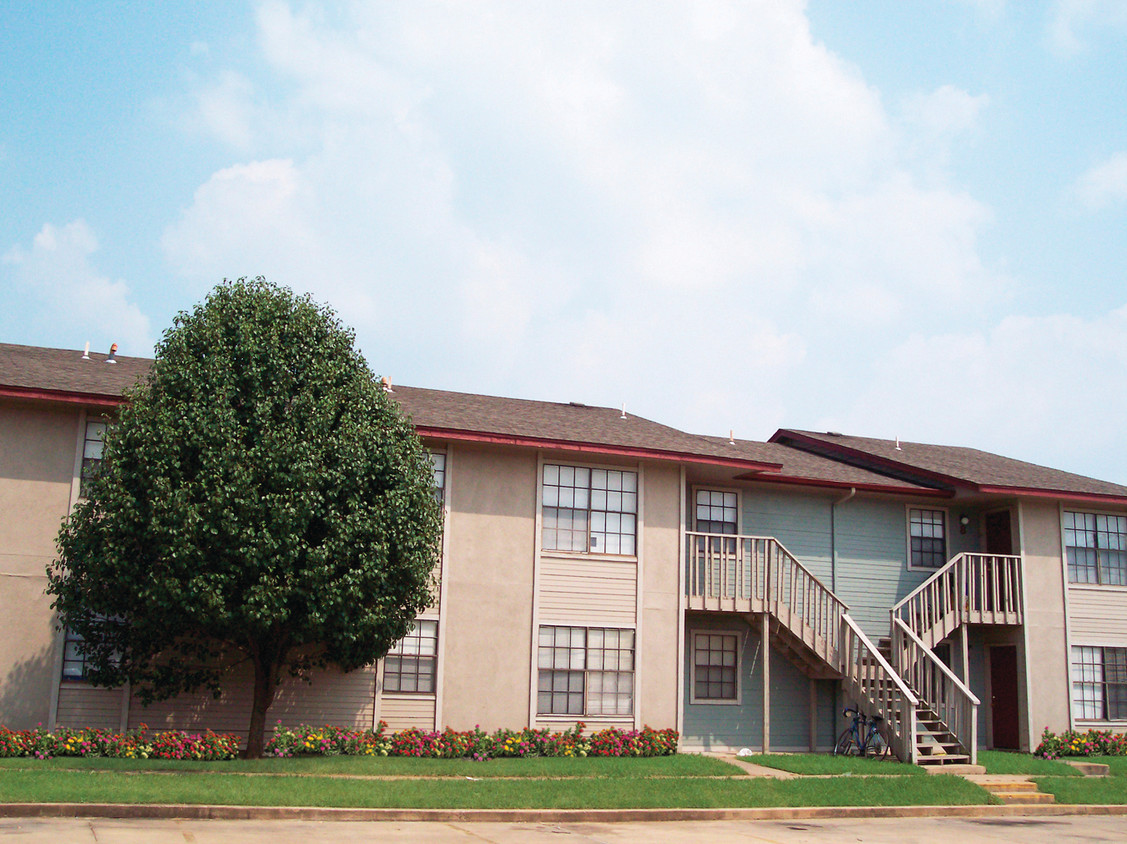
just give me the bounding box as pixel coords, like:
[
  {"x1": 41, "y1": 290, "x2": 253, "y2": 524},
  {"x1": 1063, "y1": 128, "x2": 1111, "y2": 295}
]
[{"x1": 49, "y1": 278, "x2": 441, "y2": 758}]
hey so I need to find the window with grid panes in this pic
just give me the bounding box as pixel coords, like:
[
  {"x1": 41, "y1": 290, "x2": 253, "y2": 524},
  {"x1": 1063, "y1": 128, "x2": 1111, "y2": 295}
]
[
  {"x1": 1072, "y1": 646, "x2": 1127, "y2": 720},
  {"x1": 695, "y1": 489, "x2": 737, "y2": 534},
  {"x1": 80, "y1": 419, "x2": 108, "y2": 499},
  {"x1": 1064, "y1": 512, "x2": 1127, "y2": 585},
  {"x1": 61, "y1": 628, "x2": 90, "y2": 680},
  {"x1": 537, "y1": 625, "x2": 634, "y2": 716},
  {"x1": 541, "y1": 465, "x2": 638, "y2": 555},
  {"x1": 692, "y1": 632, "x2": 738, "y2": 701},
  {"x1": 429, "y1": 451, "x2": 446, "y2": 503},
  {"x1": 383, "y1": 620, "x2": 438, "y2": 693},
  {"x1": 909, "y1": 508, "x2": 946, "y2": 568}
]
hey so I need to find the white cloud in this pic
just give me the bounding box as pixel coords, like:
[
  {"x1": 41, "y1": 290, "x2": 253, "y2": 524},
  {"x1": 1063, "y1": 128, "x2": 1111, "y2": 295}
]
[
  {"x1": 1047, "y1": 0, "x2": 1127, "y2": 55},
  {"x1": 163, "y1": 1, "x2": 1010, "y2": 442},
  {"x1": 1, "y1": 221, "x2": 153, "y2": 356},
  {"x1": 1074, "y1": 152, "x2": 1127, "y2": 210},
  {"x1": 826, "y1": 307, "x2": 1127, "y2": 483}
]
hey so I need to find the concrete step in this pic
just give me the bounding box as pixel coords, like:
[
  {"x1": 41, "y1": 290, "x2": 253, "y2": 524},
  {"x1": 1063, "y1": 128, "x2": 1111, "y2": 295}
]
[
  {"x1": 1064, "y1": 760, "x2": 1110, "y2": 776},
  {"x1": 968, "y1": 776, "x2": 1056, "y2": 805},
  {"x1": 924, "y1": 763, "x2": 985, "y2": 775}
]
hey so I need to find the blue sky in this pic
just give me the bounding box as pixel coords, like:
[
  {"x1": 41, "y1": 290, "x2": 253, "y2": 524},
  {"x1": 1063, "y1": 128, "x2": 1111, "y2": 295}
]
[{"x1": 2, "y1": 1, "x2": 1126, "y2": 483}]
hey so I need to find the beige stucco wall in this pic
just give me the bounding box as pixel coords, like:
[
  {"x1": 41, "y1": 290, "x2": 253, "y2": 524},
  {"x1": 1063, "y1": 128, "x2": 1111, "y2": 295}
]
[
  {"x1": 1020, "y1": 499, "x2": 1071, "y2": 743},
  {"x1": 638, "y1": 461, "x2": 681, "y2": 730},
  {"x1": 0, "y1": 401, "x2": 81, "y2": 728},
  {"x1": 438, "y1": 443, "x2": 537, "y2": 730}
]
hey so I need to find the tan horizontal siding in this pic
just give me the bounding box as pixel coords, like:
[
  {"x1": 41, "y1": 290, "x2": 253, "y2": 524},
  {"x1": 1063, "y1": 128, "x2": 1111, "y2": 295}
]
[
  {"x1": 129, "y1": 663, "x2": 377, "y2": 739},
  {"x1": 1068, "y1": 586, "x2": 1127, "y2": 644},
  {"x1": 535, "y1": 718, "x2": 634, "y2": 733},
  {"x1": 55, "y1": 685, "x2": 124, "y2": 729},
  {"x1": 379, "y1": 695, "x2": 435, "y2": 732},
  {"x1": 539, "y1": 556, "x2": 636, "y2": 626}
]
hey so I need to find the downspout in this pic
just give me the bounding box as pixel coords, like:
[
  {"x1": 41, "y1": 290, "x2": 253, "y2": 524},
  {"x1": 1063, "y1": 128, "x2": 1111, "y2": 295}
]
[{"x1": 830, "y1": 488, "x2": 856, "y2": 594}]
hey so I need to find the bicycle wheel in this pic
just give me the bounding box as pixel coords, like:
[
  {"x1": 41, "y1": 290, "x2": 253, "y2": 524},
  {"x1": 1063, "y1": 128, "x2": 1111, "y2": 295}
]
[
  {"x1": 834, "y1": 729, "x2": 858, "y2": 757},
  {"x1": 864, "y1": 729, "x2": 889, "y2": 758}
]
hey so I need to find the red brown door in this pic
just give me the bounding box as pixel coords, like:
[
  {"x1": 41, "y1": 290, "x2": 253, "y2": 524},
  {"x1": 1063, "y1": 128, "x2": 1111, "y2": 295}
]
[
  {"x1": 989, "y1": 645, "x2": 1020, "y2": 749},
  {"x1": 985, "y1": 511, "x2": 1013, "y2": 555}
]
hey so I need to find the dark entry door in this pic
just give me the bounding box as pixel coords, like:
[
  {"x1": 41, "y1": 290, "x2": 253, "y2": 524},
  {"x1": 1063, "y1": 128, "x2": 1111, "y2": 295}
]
[
  {"x1": 985, "y1": 511, "x2": 1013, "y2": 555},
  {"x1": 990, "y1": 645, "x2": 1020, "y2": 749}
]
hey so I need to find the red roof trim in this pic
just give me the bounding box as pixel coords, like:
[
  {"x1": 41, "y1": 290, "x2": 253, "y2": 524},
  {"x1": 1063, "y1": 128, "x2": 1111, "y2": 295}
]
[
  {"x1": 733, "y1": 471, "x2": 952, "y2": 498},
  {"x1": 0, "y1": 386, "x2": 124, "y2": 408},
  {"x1": 976, "y1": 485, "x2": 1127, "y2": 505},
  {"x1": 771, "y1": 430, "x2": 968, "y2": 489},
  {"x1": 416, "y1": 427, "x2": 785, "y2": 471}
]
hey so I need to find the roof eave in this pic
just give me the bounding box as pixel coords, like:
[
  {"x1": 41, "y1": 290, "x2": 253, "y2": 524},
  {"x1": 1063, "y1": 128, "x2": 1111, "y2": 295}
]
[
  {"x1": 732, "y1": 471, "x2": 952, "y2": 498},
  {"x1": 976, "y1": 485, "x2": 1127, "y2": 506},
  {"x1": 0, "y1": 385, "x2": 126, "y2": 408},
  {"x1": 416, "y1": 427, "x2": 785, "y2": 471}
]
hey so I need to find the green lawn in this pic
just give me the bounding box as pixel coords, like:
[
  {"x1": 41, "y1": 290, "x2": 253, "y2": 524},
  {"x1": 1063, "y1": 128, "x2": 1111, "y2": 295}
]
[
  {"x1": 742, "y1": 754, "x2": 925, "y2": 776},
  {"x1": 1034, "y1": 755, "x2": 1127, "y2": 805},
  {"x1": 0, "y1": 767, "x2": 990, "y2": 809},
  {"x1": 0, "y1": 754, "x2": 735, "y2": 779},
  {"x1": 976, "y1": 750, "x2": 1081, "y2": 777}
]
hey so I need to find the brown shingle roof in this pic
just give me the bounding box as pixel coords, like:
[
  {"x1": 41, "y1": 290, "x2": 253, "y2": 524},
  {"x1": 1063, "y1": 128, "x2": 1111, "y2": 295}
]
[
  {"x1": 773, "y1": 429, "x2": 1127, "y2": 500},
  {"x1": 698, "y1": 436, "x2": 936, "y2": 494},
  {"x1": 0, "y1": 342, "x2": 151, "y2": 402},
  {"x1": 393, "y1": 385, "x2": 783, "y2": 469}
]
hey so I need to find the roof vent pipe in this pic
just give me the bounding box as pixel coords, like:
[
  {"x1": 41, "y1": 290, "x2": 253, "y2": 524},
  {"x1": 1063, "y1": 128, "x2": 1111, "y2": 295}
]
[
  {"x1": 105, "y1": 343, "x2": 118, "y2": 364},
  {"x1": 620, "y1": 404, "x2": 627, "y2": 420},
  {"x1": 380, "y1": 376, "x2": 393, "y2": 393},
  {"x1": 895, "y1": 437, "x2": 902, "y2": 451},
  {"x1": 729, "y1": 429, "x2": 735, "y2": 445},
  {"x1": 81, "y1": 342, "x2": 91, "y2": 361}
]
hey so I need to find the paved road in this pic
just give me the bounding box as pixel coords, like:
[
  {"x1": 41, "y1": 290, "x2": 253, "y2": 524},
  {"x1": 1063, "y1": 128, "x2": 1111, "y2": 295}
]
[{"x1": 2, "y1": 816, "x2": 1126, "y2": 843}]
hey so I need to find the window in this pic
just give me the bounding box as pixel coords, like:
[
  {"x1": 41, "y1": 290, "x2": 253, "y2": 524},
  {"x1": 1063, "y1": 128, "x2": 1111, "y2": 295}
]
[
  {"x1": 383, "y1": 619, "x2": 438, "y2": 693},
  {"x1": 541, "y1": 465, "x2": 638, "y2": 555},
  {"x1": 429, "y1": 451, "x2": 446, "y2": 503},
  {"x1": 1064, "y1": 511, "x2": 1127, "y2": 585},
  {"x1": 537, "y1": 625, "x2": 634, "y2": 716},
  {"x1": 61, "y1": 628, "x2": 90, "y2": 680},
  {"x1": 1072, "y1": 646, "x2": 1127, "y2": 720},
  {"x1": 909, "y1": 508, "x2": 946, "y2": 568},
  {"x1": 691, "y1": 632, "x2": 739, "y2": 702},
  {"x1": 695, "y1": 489, "x2": 737, "y2": 534},
  {"x1": 79, "y1": 419, "x2": 107, "y2": 498}
]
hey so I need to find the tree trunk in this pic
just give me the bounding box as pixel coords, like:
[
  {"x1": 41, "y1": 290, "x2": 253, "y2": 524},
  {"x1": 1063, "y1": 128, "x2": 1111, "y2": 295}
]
[{"x1": 245, "y1": 650, "x2": 279, "y2": 759}]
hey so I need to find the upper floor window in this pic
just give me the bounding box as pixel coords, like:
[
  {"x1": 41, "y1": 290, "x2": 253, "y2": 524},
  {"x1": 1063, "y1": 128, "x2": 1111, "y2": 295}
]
[
  {"x1": 909, "y1": 508, "x2": 946, "y2": 568},
  {"x1": 695, "y1": 489, "x2": 737, "y2": 534},
  {"x1": 429, "y1": 451, "x2": 446, "y2": 504},
  {"x1": 61, "y1": 628, "x2": 91, "y2": 680},
  {"x1": 383, "y1": 619, "x2": 438, "y2": 694},
  {"x1": 1064, "y1": 511, "x2": 1127, "y2": 585},
  {"x1": 1072, "y1": 645, "x2": 1127, "y2": 720},
  {"x1": 79, "y1": 419, "x2": 107, "y2": 498},
  {"x1": 541, "y1": 464, "x2": 637, "y2": 555}
]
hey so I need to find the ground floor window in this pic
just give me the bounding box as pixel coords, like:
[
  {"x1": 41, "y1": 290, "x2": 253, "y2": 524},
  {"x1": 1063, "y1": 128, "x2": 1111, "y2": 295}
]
[
  {"x1": 61, "y1": 628, "x2": 90, "y2": 680},
  {"x1": 1072, "y1": 645, "x2": 1127, "y2": 720},
  {"x1": 691, "y1": 631, "x2": 739, "y2": 702},
  {"x1": 537, "y1": 625, "x2": 634, "y2": 716},
  {"x1": 384, "y1": 619, "x2": 438, "y2": 693}
]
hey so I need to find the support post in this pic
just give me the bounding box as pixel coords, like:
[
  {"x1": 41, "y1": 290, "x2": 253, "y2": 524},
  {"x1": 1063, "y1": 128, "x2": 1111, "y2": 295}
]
[
  {"x1": 809, "y1": 677, "x2": 818, "y2": 751},
  {"x1": 960, "y1": 624, "x2": 970, "y2": 686},
  {"x1": 762, "y1": 612, "x2": 770, "y2": 754}
]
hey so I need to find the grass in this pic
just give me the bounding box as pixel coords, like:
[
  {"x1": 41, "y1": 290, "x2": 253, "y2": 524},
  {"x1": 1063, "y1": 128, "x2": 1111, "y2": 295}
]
[
  {"x1": 0, "y1": 767, "x2": 990, "y2": 809},
  {"x1": 0, "y1": 754, "x2": 735, "y2": 779},
  {"x1": 1033, "y1": 755, "x2": 1127, "y2": 805},
  {"x1": 743, "y1": 754, "x2": 924, "y2": 776},
  {"x1": 977, "y1": 750, "x2": 1081, "y2": 777}
]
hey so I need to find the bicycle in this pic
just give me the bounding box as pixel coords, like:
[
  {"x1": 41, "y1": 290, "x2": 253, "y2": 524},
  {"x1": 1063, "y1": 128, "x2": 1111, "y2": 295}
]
[{"x1": 833, "y1": 706, "x2": 890, "y2": 758}]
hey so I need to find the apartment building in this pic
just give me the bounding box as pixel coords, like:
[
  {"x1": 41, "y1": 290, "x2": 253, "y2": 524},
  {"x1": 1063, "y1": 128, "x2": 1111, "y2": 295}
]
[{"x1": 3, "y1": 341, "x2": 1126, "y2": 764}]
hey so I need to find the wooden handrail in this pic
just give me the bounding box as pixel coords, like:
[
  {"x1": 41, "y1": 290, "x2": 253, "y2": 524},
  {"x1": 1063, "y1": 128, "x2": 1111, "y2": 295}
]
[{"x1": 840, "y1": 614, "x2": 918, "y2": 763}]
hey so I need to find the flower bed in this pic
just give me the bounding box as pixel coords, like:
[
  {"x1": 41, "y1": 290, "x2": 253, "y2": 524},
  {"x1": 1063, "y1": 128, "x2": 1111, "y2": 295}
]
[
  {"x1": 1034, "y1": 727, "x2": 1127, "y2": 760},
  {"x1": 266, "y1": 721, "x2": 679, "y2": 759},
  {"x1": 0, "y1": 724, "x2": 239, "y2": 760},
  {"x1": 0, "y1": 722, "x2": 678, "y2": 761}
]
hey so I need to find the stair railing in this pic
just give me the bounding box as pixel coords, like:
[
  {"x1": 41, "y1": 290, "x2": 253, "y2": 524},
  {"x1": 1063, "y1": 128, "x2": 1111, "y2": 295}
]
[
  {"x1": 685, "y1": 532, "x2": 847, "y2": 662},
  {"x1": 891, "y1": 553, "x2": 1023, "y2": 648},
  {"x1": 840, "y1": 614, "x2": 918, "y2": 764},
  {"x1": 891, "y1": 617, "x2": 980, "y2": 764}
]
